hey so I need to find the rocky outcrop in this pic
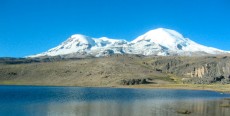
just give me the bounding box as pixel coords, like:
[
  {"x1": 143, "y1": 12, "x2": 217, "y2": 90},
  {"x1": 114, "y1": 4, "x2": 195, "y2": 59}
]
[
  {"x1": 149, "y1": 56, "x2": 230, "y2": 84},
  {"x1": 189, "y1": 66, "x2": 205, "y2": 78}
]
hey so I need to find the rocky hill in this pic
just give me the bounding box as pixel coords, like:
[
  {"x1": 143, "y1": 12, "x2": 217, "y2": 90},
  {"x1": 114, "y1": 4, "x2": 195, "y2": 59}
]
[
  {"x1": 146, "y1": 55, "x2": 230, "y2": 84},
  {"x1": 0, "y1": 55, "x2": 229, "y2": 86}
]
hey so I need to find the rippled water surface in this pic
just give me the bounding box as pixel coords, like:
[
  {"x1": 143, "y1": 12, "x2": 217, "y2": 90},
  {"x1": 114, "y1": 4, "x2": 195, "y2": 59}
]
[{"x1": 0, "y1": 85, "x2": 230, "y2": 116}]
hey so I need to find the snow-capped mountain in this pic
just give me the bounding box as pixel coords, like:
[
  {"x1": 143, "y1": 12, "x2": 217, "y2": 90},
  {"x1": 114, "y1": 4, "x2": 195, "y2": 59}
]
[
  {"x1": 128, "y1": 28, "x2": 224, "y2": 56},
  {"x1": 29, "y1": 28, "x2": 228, "y2": 58},
  {"x1": 30, "y1": 34, "x2": 128, "y2": 57}
]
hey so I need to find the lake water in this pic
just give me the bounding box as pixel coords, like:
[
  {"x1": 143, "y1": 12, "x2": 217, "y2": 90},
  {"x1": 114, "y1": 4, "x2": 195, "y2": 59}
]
[{"x1": 0, "y1": 86, "x2": 230, "y2": 116}]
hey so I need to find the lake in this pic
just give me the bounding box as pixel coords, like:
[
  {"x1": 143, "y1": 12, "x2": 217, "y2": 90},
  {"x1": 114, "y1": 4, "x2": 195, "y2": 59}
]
[{"x1": 0, "y1": 85, "x2": 230, "y2": 116}]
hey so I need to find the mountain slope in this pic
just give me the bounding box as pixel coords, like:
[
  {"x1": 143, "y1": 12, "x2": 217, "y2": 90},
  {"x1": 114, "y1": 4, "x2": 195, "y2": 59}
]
[
  {"x1": 29, "y1": 28, "x2": 228, "y2": 57},
  {"x1": 129, "y1": 28, "x2": 224, "y2": 56}
]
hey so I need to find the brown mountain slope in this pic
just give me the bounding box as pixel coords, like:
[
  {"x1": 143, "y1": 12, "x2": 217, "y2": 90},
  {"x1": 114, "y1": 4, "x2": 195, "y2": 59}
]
[{"x1": 0, "y1": 55, "x2": 229, "y2": 87}]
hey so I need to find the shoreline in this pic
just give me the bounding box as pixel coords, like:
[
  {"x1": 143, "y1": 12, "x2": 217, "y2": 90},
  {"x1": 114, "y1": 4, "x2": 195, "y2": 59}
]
[
  {"x1": 0, "y1": 83, "x2": 230, "y2": 94},
  {"x1": 123, "y1": 84, "x2": 230, "y2": 94}
]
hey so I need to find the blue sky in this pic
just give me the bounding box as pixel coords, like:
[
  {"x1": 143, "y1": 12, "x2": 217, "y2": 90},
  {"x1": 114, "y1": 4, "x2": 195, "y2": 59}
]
[{"x1": 0, "y1": 0, "x2": 230, "y2": 57}]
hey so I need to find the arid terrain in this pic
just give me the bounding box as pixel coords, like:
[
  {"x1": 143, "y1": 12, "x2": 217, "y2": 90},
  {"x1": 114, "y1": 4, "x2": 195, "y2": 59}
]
[{"x1": 0, "y1": 55, "x2": 230, "y2": 92}]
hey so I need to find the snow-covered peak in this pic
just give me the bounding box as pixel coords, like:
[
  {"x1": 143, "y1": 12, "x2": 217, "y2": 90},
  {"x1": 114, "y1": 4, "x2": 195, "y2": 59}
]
[
  {"x1": 132, "y1": 28, "x2": 184, "y2": 43},
  {"x1": 65, "y1": 34, "x2": 95, "y2": 46},
  {"x1": 158, "y1": 28, "x2": 184, "y2": 38},
  {"x1": 131, "y1": 28, "x2": 189, "y2": 51},
  {"x1": 130, "y1": 28, "x2": 225, "y2": 55},
  {"x1": 28, "y1": 28, "x2": 229, "y2": 58}
]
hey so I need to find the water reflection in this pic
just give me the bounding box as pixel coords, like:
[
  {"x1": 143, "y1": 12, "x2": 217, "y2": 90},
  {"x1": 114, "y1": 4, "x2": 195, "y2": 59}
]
[
  {"x1": 0, "y1": 86, "x2": 230, "y2": 116},
  {"x1": 40, "y1": 99, "x2": 230, "y2": 116}
]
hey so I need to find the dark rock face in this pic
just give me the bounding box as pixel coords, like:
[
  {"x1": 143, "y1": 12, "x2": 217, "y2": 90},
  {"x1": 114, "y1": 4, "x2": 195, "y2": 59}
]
[
  {"x1": 121, "y1": 78, "x2": 152, "y2": 85},
  {"x1": 176, "y1": 109, "x2": 191, "y2": 114},
  {"x1": 8, "y1": 72, "x2": 17, "y2": 76}
]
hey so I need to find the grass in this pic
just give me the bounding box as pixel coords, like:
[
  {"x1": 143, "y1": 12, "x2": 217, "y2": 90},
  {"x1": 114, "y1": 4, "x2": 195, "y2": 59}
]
[{"x1": 151, "y1": 75, "x2": 175, "y2": 82}]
